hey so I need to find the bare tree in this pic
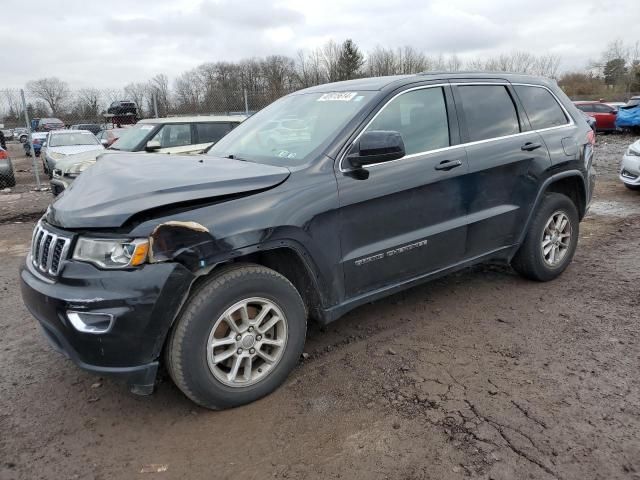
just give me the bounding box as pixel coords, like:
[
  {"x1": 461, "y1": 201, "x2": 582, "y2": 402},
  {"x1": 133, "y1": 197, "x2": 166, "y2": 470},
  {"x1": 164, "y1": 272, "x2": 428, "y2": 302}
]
[
  {"x1": 123, "y1": 82, "x2": 149, "y2": 117},
  {"x1": 148, "y1": 74, "x2": 171, "y2": 116},
  {"x1": 1, "y1": 89, "x2": 21, "y2": 121},
  {"x1": 321, "y1": 40, "x2": 342, "y2": 82},
  {"x1": 74, "y1": 88, "x2": 102, "y2": 120},
  {"x1": 26, "y1": 77, "x2": 70, "y2": 115}
]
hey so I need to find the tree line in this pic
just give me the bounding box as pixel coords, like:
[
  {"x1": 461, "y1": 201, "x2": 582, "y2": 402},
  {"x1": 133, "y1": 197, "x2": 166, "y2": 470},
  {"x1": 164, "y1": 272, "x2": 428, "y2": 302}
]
[{"x1": 1, "y1": 38, "x2": 639, "y2": 126}]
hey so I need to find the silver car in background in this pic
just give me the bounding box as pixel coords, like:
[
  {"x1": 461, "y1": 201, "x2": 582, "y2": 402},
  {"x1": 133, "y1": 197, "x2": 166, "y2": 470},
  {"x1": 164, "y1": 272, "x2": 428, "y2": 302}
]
[
  {"x1": 42, "y1": 130, "x2": 104, "y2": 177},
  {"x1": 620, "y1": 138, "x2": 640, "y2": 190}
]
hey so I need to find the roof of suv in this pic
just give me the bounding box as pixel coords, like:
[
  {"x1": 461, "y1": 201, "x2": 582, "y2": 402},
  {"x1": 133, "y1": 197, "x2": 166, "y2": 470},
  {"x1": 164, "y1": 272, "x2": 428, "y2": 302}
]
[
  {"x1": 138, "y1": 115, "x2": 247, "y2": 125},
  {"x1": 296, "y1": 72, "x2": 555, "y2": 94}
]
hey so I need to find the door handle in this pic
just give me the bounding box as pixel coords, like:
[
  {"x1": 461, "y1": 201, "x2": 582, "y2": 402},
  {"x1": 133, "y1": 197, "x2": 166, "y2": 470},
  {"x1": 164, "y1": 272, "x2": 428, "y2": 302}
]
[
  {"x1": 434, "y1": 159, "x2": 462, "y2": 171},
  {"x1": 521, "y1": 142, "x2": 542, "y2": 152}
]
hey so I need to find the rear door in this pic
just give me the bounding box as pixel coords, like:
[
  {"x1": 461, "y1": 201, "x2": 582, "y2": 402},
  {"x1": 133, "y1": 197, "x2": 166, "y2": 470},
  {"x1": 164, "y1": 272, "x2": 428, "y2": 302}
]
[
  {"x1": 452, "y1": 83, "x2": 551, "y2": 258},
  {"x1": 337, "y1": 84, "x2": 469, "y2": 298}
]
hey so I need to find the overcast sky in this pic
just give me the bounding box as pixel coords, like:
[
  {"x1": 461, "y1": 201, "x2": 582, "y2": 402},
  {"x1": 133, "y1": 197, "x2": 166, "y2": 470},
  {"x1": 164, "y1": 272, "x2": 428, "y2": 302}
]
[{"x1": 2, "y1": 0, "x2": 639, "y2": 89}]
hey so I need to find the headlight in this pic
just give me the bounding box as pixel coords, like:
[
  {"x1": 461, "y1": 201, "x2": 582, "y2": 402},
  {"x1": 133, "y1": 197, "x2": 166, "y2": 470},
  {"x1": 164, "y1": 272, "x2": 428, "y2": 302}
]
[
  {"x1": 73, "y1": 237, "x2": 149, "y2": 269},
  {"x1": 66, "y1": 161, "x2": 93, "y2": 178},
  {"x1": 627, "y1": 148, "x2": 640, "y2": 157},
  {"x1": 48, "y1": 152, "x2": 64, "y2": 160}
]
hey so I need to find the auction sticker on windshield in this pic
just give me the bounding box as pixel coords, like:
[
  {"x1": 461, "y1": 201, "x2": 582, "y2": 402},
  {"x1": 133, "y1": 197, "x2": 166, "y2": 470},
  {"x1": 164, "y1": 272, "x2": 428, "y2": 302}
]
[{"x1": 317, "y1": 92, "x2": 357, "y2": 102}]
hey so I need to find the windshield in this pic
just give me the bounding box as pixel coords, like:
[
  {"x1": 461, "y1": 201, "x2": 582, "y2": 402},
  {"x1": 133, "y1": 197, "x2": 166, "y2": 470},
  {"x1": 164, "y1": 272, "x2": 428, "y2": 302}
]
[
  {"x1": 208, "y1": 91, "x2": 375, "y2": 165},
  {"x1": 109, "y1": 124, "x2": 156, "y2": 151},
  {"x1": 49, "y1": 132, "x2": 99, "y2": 147}
]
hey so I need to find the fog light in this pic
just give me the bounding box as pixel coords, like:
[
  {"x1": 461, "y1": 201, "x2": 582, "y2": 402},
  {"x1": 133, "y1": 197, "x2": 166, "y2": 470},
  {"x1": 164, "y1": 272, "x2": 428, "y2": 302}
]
[{"x1": 67, "y1": 311, "x2": 114, "y2": 334}]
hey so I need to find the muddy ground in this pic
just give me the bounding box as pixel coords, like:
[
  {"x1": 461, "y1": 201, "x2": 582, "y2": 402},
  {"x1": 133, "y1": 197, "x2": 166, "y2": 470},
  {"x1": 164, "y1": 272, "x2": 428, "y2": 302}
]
[{"x1": 1, "y1": 135, "x2": 639, "y2": 480}]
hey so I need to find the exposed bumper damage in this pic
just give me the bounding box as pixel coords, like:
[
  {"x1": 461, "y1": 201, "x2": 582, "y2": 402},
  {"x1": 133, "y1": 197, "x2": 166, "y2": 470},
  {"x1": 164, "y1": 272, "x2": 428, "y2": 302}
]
[{"x1": 148, "y1": 221, "x2": 215, "y2": 270}]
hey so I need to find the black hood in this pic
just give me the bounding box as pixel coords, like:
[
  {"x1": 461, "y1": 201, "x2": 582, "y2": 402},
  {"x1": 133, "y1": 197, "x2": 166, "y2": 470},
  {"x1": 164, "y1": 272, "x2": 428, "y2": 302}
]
[{"x1": 48, "y1": 154, "x2": 290, "y2": 228}]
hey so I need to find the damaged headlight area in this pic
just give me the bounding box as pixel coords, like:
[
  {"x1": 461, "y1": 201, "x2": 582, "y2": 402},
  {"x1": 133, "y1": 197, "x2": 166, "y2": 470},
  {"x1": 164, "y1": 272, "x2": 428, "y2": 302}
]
[{"x1": 73, "y1": 237, "x2": 149, "y2": 269}]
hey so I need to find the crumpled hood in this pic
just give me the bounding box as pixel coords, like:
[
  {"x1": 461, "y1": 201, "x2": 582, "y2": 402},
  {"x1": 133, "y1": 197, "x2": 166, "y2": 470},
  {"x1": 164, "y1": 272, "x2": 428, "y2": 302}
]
[{"x1": 48, "y1": 154, "x2": 290, "y2": 228}]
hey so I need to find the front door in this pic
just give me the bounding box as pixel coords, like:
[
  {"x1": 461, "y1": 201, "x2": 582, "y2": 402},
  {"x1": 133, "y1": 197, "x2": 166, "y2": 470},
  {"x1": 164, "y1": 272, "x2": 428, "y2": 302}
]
[{"x1": 337, "y1": 85, "x2": 469, "y2": 298}]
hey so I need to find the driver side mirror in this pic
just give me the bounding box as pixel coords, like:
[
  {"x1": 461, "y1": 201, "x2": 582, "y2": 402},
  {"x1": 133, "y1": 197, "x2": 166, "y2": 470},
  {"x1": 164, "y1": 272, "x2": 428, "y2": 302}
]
[
  {"x1": 346, "y1": 130, "x2": 406, "y2": 169},
  {"x1": 100, "y1": 139, "x2": 109, "y2": 146},
  {"x1": 145, "y1": 140, "x2": 161, "y2": 152}
]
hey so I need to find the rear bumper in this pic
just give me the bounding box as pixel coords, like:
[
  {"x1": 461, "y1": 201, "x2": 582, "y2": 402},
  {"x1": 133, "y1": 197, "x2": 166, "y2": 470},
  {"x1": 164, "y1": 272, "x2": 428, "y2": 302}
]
[{"x1": 20, "y1": 257, "x2": 194, "y2": 393}]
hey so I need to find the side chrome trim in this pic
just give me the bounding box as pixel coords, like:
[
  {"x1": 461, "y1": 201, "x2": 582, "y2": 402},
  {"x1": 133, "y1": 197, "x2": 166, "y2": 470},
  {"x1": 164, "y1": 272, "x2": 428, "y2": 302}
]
[{"x1": 338, "y1": 81, "x2": 576, "y2": 173}]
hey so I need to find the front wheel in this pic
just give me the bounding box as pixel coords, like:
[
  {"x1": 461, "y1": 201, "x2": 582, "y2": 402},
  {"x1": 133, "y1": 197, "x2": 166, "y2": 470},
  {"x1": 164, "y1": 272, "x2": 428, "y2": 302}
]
[
  {"x1": 512, "y1": 193, "x2": 579, "y2": 281},
  {"x1": 624, "y1": 183, "x2": 640, "y2": 191},
  {"x1": 166, "y1": 264, "x2": 307, "y2": 409}
]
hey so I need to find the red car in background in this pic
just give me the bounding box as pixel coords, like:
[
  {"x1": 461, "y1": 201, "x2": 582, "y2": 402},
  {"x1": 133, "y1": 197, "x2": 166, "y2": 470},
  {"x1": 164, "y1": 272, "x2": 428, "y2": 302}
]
[{"x1": 573, "y1": 101, "x2": 618, "y2": 132}]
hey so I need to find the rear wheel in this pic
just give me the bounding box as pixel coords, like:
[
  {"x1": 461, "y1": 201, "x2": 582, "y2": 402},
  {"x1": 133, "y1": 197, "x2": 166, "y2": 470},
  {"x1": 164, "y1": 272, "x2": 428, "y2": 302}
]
[
  {"x1": 512, "y1": 193, "x2": 579, "y2": 281},
  {"x1": 166, "y1": 264, "x2": 307, "y2": 409}
]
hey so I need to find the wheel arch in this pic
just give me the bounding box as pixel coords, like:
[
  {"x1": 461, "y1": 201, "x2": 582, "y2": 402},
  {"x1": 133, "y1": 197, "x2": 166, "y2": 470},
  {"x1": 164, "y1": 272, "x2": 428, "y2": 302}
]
[
  {"x1": 183, "y1": 242, "x2": 327, "y2": 325},
  {"x1": 517, "y1": 170, "x2": 587, "y2": 247}
]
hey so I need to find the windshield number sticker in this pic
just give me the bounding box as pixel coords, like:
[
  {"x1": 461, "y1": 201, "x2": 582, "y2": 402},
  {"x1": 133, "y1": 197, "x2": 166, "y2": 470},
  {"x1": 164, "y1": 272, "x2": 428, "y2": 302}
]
[{"x1": 317, "y1": 92, "x2": 357, "y2": 102}]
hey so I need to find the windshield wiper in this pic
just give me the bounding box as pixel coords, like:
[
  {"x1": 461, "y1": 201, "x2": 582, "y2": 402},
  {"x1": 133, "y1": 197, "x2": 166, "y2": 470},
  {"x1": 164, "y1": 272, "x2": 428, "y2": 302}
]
[{"x1": 226, "y1": 154, "x2": 247, "y2": 161}]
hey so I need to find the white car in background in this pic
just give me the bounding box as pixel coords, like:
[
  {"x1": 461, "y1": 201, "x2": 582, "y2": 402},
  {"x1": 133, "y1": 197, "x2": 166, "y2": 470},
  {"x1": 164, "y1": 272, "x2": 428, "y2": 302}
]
[
  {"x1": 50, "y1": 115, "x2": 246, "y2": 195},
  {"x1": 620, "y1": 138, "x2": 640, "y2": 190},
  {"x1": 42, "y1": 130, "x2": 104, "y2": 177}
]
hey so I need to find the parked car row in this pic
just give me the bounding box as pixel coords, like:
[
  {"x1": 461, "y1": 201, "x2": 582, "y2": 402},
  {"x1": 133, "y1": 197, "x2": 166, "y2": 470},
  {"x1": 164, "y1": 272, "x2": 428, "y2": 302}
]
[
  {"x1": 573, "y1": 97, "x2": 640, "y2": 132},
  {"x1": 50, "y1": 115, "x2": 246, "y2": 195}
]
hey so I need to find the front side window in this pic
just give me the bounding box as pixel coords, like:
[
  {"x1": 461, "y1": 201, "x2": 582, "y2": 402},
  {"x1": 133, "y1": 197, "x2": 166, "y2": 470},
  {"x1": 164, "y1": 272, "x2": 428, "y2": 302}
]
[
  {"x1": 196, "y1": 122, "x2": 233, "y2": 144},
  {"x1": 109, "y1": 123, "x2": 157, "y2": 151},
  {"x1": 458, "y1": 85, "x2": 520, "y2": 142},
  {"x1": 150, "y1": 124, "x2": 192, "y2": 148},
  {"x1": 514, "y1": 85, "x2": 568, "y2": 130},
  {"x1": 576, "y1": 104, "x2": 593, "y2": 113},
  {"x1": 364, "y1": 87, "x2": 450, "y2": 155}
]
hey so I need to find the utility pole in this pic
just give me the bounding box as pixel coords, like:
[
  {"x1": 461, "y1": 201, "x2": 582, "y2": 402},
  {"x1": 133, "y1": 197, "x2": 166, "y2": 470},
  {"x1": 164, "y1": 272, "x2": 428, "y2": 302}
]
[{"x1": 20, "y1": 89, "x2": 41, "y2": 189}]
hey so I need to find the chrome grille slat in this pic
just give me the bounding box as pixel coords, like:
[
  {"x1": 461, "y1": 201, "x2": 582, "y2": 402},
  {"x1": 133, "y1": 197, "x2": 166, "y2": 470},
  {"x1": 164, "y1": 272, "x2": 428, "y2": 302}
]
[{"x1": 30, "y1": 223, "x2": 71, "y2": 276}]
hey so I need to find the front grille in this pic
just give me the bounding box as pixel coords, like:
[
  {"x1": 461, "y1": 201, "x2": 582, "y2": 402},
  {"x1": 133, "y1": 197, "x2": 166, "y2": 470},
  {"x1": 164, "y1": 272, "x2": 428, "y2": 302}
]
[{"x1": 31, "y1": 223, "x2": 72, "y2": 275}]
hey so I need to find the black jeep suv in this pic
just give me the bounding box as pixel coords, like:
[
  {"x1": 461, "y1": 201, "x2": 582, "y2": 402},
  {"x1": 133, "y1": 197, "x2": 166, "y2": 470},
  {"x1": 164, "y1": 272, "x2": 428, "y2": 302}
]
[{"x1": 21, "y1": 73, "x2": 595, "y2": 409}]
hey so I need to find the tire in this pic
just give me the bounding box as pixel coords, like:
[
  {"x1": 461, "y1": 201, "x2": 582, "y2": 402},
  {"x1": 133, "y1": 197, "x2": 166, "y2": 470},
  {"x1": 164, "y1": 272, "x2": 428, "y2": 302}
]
[
  {"x1": 624, "y1": 183, "x2": 640, "y2": 191},
  {"x1": 2, "y1": 171, "x2": 16, "y2": 188},
  {"x1": 19, "y1": 135, "x2": 27, "y2": 143},
  {"x1": 166, "y1": 264, "x2": 307, "y2": 409},
  {"x1": 512, "y1": 193, "x2": 579, "y2": 282}
]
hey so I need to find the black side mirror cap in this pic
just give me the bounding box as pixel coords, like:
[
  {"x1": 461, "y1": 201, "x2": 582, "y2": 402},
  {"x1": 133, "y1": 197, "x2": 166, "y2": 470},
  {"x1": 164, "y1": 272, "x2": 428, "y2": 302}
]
[{"x1": 347, "y1": 130, "x2": 406, "y2": 169}]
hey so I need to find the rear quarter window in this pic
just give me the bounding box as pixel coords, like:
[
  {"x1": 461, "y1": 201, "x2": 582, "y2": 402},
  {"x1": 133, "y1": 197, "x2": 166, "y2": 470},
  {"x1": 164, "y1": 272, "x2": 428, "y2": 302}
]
[
  {"x1": 457, "y1": 85, "x2": 520, "y2": 142},
  {"x1": 514, "y1": 85, "x2": 569, "y2": 129}
]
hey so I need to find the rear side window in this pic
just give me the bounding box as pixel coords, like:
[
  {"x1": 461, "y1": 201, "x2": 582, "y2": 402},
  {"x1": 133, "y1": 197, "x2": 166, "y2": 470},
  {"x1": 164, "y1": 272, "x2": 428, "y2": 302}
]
[
  {"x1": 365, "y1": 87, "x2": 450, "y2": 155},
  {"x1": 457, "y1": 85, "x2": 520, "y2": 142},
  {"x1": 196, "y1": 123, "x2": 233, "y2": 144},
  {"x1": 514, "y1": 86, "x2": 569, "y2": 129}
]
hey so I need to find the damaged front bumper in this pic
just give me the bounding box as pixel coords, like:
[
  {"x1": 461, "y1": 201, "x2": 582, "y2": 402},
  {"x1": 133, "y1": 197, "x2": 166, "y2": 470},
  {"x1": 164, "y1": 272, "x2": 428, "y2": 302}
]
[{"x1": 20, "y1": 256, "x2": 194, "y2": 394}]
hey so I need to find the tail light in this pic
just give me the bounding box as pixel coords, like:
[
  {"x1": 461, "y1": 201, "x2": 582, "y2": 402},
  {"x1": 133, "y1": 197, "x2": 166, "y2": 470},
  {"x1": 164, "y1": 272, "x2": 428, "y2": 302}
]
[
  {"x1": 587, "y1": 130, "x2": 596, "y2": 146},
  {"x1": 0, "y1": 150, "x2": 8, "y2": 159}
]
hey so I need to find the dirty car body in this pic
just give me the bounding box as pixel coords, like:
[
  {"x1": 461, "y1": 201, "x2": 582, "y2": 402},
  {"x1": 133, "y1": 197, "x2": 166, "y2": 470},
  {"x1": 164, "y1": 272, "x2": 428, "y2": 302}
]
[{"x1": 21, "y1": 73, "x2": 595, "y2": 406}]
